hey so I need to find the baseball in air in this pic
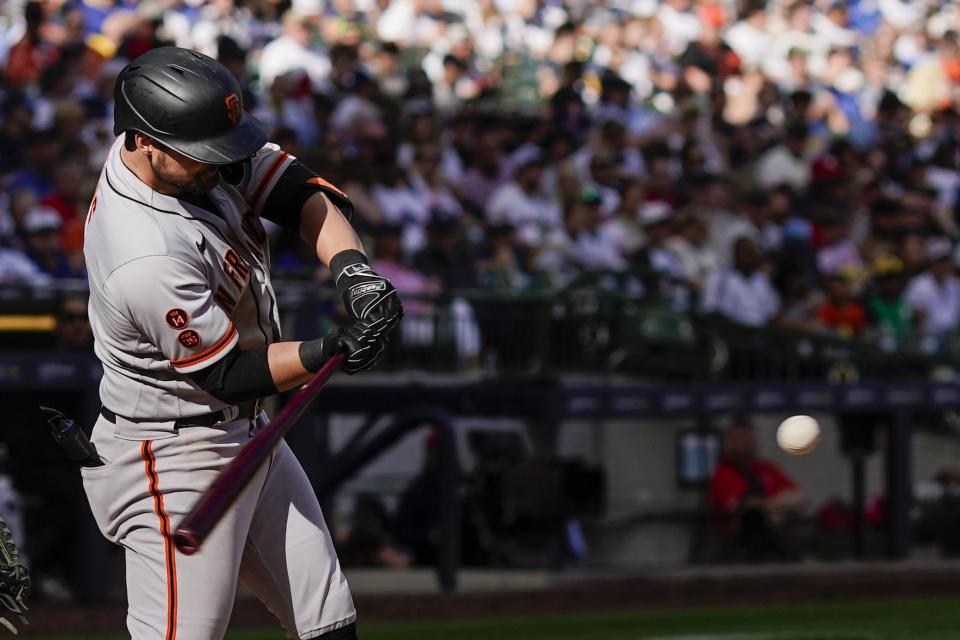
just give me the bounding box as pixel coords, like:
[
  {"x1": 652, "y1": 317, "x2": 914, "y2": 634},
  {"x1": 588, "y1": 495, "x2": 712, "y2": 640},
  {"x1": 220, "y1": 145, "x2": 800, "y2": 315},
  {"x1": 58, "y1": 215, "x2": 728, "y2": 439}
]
[{"x1": 776, "y1": 415, "x2": 821, "y2": 455}]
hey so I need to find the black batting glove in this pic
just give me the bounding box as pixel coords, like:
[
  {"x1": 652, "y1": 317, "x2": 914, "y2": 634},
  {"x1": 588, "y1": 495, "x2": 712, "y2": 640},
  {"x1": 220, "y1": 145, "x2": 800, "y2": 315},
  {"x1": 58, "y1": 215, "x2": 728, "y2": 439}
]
[
  {"x1": 329, "y1": 250, "x2": 404, "y2": 332},
  {"x1": 337, "y1": 317, "x2": 388, "y2": 374},
  {"x1": 299, "y1": 319, "x2": 388, "y2": 375}
]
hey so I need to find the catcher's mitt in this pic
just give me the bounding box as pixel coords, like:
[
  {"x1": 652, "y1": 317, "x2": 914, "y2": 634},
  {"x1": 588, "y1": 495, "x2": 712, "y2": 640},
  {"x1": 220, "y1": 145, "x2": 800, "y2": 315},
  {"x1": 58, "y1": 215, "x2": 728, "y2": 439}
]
[{"x1": 0, "y1": 517, "x2": 28, "y2": 634}]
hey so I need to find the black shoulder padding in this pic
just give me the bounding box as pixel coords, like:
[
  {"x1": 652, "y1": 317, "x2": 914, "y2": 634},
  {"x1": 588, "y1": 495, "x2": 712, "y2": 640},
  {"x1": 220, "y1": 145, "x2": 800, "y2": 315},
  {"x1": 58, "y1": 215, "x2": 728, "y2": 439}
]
[{"x1": 260, "y1": 160, "x2": 354, "y2": 232}]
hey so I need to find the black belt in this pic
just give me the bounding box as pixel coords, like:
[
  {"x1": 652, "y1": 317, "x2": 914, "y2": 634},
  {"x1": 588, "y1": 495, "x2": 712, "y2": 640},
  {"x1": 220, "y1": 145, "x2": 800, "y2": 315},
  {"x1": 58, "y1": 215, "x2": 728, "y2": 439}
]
[{"x1": 100, "y1": 398, "x2": 263, "y2": 429}]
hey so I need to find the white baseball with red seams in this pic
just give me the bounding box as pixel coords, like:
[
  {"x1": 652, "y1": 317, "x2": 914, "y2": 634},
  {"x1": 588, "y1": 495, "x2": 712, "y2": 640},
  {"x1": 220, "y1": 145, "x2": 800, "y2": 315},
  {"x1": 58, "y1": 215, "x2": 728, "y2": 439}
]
[{"x1": 776, "y1": 415, "x2": 821, "y2": 455}]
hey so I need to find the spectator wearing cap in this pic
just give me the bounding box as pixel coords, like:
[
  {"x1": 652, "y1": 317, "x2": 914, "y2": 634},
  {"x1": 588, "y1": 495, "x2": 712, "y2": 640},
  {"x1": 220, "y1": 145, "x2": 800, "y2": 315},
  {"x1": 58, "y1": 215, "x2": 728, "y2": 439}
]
[
  {"x1": 20, "y1": 206, "x2": 82, "y2": 279},
  {"x1": 486, "y1": 150, "x2": 562, "y2": 248},
  {"x1": 865, "y1": 256, "x2": 910, "y2": 347},
  {"x1": 904, "y1": 237, "x2": 960, "y2": 339},
  {"x1": 702, "y1": 236, "x2": 780, "y2": 327}
]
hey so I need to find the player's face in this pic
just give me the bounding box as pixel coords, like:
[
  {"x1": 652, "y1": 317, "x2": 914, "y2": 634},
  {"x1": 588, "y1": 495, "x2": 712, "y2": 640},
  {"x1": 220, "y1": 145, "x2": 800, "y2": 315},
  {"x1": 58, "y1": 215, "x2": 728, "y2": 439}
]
[{"x1": 150, "y1": 144, "x2": 221, "y2": 194}]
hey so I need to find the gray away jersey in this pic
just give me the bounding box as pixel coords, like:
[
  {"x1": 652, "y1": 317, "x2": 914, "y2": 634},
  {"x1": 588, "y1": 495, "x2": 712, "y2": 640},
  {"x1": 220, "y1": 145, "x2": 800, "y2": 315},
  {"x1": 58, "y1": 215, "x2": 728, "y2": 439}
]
[{"x1": 83, "y1": 137, "x2": 298, "y2": 430}]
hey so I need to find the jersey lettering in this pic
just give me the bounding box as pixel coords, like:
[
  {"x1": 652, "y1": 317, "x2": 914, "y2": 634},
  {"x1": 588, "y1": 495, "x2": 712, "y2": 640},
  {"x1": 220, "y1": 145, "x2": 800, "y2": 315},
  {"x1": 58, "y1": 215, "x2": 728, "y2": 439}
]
[{"x1": 223, "y1": 249, "x2": 250, "y2": 290}]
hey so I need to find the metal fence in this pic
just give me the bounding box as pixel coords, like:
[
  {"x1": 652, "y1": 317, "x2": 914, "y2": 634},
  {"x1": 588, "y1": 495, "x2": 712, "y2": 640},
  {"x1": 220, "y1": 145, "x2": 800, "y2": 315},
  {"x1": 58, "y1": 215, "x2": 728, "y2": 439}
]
[{"x1": 3, "y1": 277, "x2": 959, "y2": 382}]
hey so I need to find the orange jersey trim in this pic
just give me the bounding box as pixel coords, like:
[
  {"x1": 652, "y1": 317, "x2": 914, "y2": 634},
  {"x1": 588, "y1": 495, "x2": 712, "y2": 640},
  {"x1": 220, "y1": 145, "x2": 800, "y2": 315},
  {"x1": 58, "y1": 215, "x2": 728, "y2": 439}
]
[
  {"x1": 251, "y1": 151, "x2": 290, "y2": 211},
  {"x1": 305, "y1": 176, "x2": 347, "y2": 200},
  {"x1": 170, "y1": 322, "x2": 236, "y2": 369},
  {"x1": 141, "y1": 441, "x2": 178, "y2": 640}
]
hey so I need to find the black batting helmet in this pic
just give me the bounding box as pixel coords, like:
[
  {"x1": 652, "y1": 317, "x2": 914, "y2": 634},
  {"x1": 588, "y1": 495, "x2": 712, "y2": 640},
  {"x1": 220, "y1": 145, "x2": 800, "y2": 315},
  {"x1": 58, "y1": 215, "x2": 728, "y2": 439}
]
[{"x1": 113, "y1": 47, "x2": 266, "y2": 165}]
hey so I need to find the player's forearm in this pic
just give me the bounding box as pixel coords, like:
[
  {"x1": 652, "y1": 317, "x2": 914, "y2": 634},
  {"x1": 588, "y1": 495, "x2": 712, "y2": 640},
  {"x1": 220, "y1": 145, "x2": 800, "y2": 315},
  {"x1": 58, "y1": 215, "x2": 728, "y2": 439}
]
[
  {"x1": 189, "y1": 341, "x2": 333, "y2": 403},
  {"x1": 299, "y1": 191, "x2": 365, "y2": 266},
  {"x1": 267, "y1": 341, "x2": 315, "y2": 392}
]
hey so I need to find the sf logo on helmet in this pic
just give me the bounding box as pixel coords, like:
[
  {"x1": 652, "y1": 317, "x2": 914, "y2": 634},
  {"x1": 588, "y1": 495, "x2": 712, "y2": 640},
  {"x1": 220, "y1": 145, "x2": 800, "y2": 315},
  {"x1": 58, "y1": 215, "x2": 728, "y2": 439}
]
[{"x1": 225, "y1": 92, "x2": 241, "y2": 124}]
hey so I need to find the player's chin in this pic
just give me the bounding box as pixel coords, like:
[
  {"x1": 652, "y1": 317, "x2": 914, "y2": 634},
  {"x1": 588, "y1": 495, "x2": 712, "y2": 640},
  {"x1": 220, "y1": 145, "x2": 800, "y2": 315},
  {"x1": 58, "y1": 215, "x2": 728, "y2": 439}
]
[{"x1": 185, "y1": 171, "x2": 221, "y2": 193}]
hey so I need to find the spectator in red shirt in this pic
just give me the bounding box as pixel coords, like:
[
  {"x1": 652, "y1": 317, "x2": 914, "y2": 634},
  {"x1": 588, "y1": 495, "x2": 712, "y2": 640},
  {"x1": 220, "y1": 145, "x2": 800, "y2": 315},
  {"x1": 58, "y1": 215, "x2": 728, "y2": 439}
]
[
  {"x1": 709, "y1": 418, "x2": 807, "y2": 561},
  {"x1": 816, "y1": 274, "x2": 867, "y2": 338},
  {"x1": 40, "y1": 157, "x2": 86, "y2": 224},
  {"x1": 4, "y1": 2, "x2": 58, "y2": 89}
]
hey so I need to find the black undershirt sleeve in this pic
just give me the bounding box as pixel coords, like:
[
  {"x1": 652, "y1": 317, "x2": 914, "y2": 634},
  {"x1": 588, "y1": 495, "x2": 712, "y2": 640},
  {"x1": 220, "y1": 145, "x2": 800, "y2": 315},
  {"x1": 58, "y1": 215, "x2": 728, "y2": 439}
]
[
  {"x1": 259, "y1": 160, "x2": 354, "y2": 233},
  {"x1": 186, "y1": 346, "x2": 278, "y2": 405}
]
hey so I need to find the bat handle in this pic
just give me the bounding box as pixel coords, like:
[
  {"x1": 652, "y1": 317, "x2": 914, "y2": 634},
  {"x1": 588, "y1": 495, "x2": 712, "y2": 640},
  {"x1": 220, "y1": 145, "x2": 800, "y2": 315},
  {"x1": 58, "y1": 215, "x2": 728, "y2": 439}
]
[
  {"x1": 173, "y1": 529, "x2": 201, "y2": 556},
  {"x1": 172, "y1": 353, "x2": 344, "y2": 555}
]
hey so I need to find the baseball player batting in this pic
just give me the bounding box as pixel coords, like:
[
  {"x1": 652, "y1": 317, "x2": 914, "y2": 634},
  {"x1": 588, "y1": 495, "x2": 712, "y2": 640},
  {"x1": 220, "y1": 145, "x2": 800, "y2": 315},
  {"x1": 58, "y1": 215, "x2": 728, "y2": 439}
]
[{"x1": 81, "y1": 47, "x2": 402, "y2": 640}]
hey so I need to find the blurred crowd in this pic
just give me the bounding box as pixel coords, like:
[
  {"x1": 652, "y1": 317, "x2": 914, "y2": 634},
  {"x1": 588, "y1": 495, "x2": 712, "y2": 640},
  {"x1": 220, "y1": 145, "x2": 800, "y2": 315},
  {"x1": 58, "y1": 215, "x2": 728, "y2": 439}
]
[{"x1": 3, "y1": 0, "x2": 960, "y2": 351}]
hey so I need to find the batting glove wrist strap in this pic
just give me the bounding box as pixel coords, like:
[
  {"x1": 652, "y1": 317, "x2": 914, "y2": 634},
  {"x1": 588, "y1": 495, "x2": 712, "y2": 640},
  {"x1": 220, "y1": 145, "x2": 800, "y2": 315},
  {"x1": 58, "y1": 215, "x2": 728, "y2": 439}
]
[
  {"x1": 299, "y1": 333, "x2": 343, "y2": 373},
  {"x1": 0, "y1": 517, "x2": 29, "y2": 634},
  {"x1": 329, "y1": 249, "x2": 404, "y2": 331}
]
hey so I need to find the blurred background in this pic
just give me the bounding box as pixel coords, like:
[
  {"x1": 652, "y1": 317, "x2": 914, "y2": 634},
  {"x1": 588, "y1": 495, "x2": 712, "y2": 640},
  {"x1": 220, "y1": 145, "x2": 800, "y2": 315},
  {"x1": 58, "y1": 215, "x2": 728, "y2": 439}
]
[{"x1": 5, "y1": 0, "x2": 960, "y2": 636}]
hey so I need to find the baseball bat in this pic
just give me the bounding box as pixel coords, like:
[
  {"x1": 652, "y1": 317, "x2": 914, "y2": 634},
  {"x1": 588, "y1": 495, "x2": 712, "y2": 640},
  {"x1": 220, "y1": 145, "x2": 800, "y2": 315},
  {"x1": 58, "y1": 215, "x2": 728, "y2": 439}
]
[{"x1": 173, "y1": 353, "x2": 343, "y2": 555}]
